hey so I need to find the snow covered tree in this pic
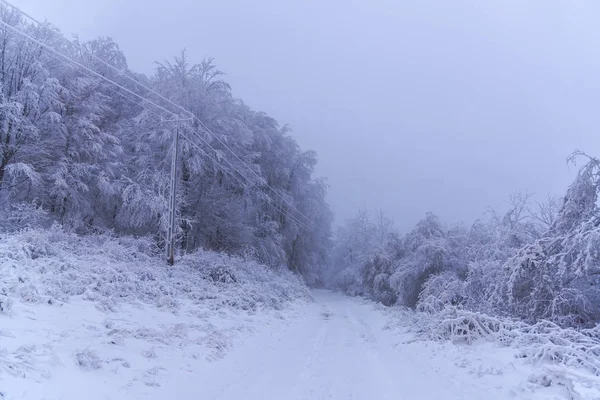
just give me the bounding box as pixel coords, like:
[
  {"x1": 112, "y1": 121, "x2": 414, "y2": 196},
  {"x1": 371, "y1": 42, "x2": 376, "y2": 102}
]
[
  {"x1": 0, "y1": 10, "x2": 62, "y2": 195},
  {"x1": 330, "y1": 151, "x2": 600, "y2": 329},
  {"x1": 498, "y1": 153, "x2": 600, "y2": 326},
  {"x1": 0, "y1": 8, "x2": 332, "y2": 280}
]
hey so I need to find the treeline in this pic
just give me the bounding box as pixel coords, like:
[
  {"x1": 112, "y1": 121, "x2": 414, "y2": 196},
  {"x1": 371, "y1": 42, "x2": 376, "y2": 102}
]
[
  {"x1": 329, "y1": 153, "x2": 600, "y2": 328},
  {"x1": 0, "y1": 6, "x2": 332, "y2": 279}
]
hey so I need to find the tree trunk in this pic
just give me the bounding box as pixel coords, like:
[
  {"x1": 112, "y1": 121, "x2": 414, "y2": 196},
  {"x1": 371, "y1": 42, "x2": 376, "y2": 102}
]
[{"x1": 0, "y1": 157, "x2": 6, "y2": 187}]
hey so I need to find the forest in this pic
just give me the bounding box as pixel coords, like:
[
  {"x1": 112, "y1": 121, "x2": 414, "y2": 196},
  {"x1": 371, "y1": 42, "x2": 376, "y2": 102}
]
[
  {"x1": 0, "y1": 5, "x2": 332, "y2": 283},
  {"x1": 329, "y1": 154, "x2": 600, "y2": 328}
]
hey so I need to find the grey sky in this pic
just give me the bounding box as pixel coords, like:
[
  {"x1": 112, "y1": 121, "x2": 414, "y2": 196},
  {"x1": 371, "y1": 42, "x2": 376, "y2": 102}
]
[{"x1": 14, "y1": 0, "x2": 600, "y2": 231}]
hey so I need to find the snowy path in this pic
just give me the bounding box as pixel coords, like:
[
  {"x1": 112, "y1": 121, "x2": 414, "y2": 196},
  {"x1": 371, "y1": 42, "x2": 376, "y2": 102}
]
[{"x1": 159, "y1": 290, "x2": 569, "y2": 400}]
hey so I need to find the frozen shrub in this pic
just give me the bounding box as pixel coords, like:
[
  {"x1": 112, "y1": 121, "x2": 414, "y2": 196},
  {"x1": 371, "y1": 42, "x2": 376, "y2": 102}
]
[
  {"x1": 75, "y1": 349, "x2": 102, "y2": 370},
  {"x1": 0, "y1": 227, "x2": 310, "y2": 316},
  {"x1": 417, "y1": 271, "x2": 465, "y2": 312},
  {"x1": 491, "y1": 154, "x2": 600, "y2": 327},
  {"x1": 403, "y1": 306, "x2": 600, "y2": 375},
  {"x1": 0, "y1": 296, "x2": 12, "y2": 314},
  {"x1": 141, "y1": 348, "x2": 157, "y2": 359},
  {"x1": 207, "y1": 265, "x2": 237, "y2": 284},
  {"x1": 0, "y1": 203, "x2": 49, "y2": 233},
  {"x1": 409, "y1": 306, "x2": 516, "y2": 344}
]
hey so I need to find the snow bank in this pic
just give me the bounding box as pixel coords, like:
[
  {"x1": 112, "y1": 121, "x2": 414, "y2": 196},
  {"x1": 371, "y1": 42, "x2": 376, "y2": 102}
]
[
  {"x1": 0, "y1": 225, "x2": 310, "y2": 313},
  {"x1": 397, "y1": 306, "x2": 600, "y2": 374},
  {"x1": 380, "y1": 305, "x2": 600, "y2": 397}
]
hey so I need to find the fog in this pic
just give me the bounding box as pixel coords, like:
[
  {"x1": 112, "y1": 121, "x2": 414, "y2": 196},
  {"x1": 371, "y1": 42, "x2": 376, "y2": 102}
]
[{"x1": 14, "y1": 0, "x2": 600, "y2": 231}]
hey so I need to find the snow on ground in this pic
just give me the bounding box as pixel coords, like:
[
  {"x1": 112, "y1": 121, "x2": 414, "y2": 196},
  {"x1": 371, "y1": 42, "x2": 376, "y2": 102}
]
[
  {"x1": 0, "y1": 228, "x2": 310, "y2": 399},
  {"x1": 183, "y1": 291, "x2": 600, "y2": 400},
  {"x1": 1, "y1": 296, "x2": 306, "y2": 399},
  {"x1": 1, "y1": 228, "x2": 600, "y2": 399}
]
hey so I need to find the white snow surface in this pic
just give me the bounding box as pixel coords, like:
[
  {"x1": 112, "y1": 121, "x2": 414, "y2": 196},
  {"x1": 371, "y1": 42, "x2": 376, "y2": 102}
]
[{"x1": 1, "y1": 229, "x2": 600, "y2": 399}]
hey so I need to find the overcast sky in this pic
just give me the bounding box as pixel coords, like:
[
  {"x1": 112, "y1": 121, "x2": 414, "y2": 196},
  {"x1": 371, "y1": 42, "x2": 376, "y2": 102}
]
[{"x1": 13, "y1": 0, "x2": 600, "y2": 231}]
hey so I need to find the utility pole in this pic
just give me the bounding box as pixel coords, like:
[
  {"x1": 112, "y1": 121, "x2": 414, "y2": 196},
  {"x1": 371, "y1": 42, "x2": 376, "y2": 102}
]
[
  {"x1": 166, "y1": 124, "x2": 179, "y2": 266},
  {"x1": 165, "y1": 117, "x2": 192, "y2": 265}
]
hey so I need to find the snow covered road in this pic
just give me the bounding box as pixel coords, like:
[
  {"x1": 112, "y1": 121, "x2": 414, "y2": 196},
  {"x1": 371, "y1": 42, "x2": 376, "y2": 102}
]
[
  {"x1": 3, "y1": 290, "x2": 595, "y2": 399},
  {"x1": 162, "y1": 290, "x2": 573, "y2": 400}
]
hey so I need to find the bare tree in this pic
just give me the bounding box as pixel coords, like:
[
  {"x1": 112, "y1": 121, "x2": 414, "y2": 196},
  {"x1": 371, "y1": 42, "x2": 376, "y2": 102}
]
[{"x1": 527, "y1": 194, "x2": 561, "y2": 230}]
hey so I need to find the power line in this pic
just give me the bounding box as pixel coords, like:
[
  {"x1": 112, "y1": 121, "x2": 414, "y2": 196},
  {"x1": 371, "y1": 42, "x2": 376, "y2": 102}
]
[
  {"x1": 0, "y1": 18, "x2": 240, "y2": 186},
  {"x1": 0, "y1": 0, "x2": 192, "y2": 118},
  {"x1": 0, "y1": 15, "x2": 313, "y2": 231},
  {"x1": 0, "y1": 20, "x2": 179, "y2": 119},
  {"x1": 180, "y1": 132, "x2": 314, "y2": 231},
  {"x1": 0, "y1": 0, "x2": 316, "y2": 229},
  {"x1": 99, "y1": 85, "x2": 312, "y2": 230}
]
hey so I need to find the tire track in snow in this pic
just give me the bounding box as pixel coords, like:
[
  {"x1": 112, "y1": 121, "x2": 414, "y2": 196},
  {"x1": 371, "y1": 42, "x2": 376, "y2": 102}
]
[
  {"x1": 343, "y1": 303, "x2": 399, "y2": 400},
  {"x1": 288, "y1": 304, "x2": 332, "y2": 400},
  {"x1": 204, "y1": 302, "x2": 329, "y2": 400},
  {"x1": 165, "y1": 290, "x2": 563, "y2": 400}
]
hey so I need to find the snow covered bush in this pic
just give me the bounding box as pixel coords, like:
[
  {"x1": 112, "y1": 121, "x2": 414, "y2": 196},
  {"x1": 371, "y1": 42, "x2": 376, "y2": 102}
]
[
  {"x1": 417, "y1": 271, "x2": 466, "y2": 313},
  {"x1": 496, "y1": 153, "x2": 600, "y2": 327},
  {"x1": 401, "y1": 306, "x2": 600, "y2": 375},
  {"x1": 330, "y1": 211, "x2": 474, "y2": 310},
  {"x1": 0, "y1": 296, "x2": 12, "y2": 314},
  {"x1": 409, "y1": 306, "x2": 515, "y2": 344},
  {"x1": 75, "y1": 349, "x2": 102, "y2": 371},
  {"x1": 328, "y1": 210, "x2": 398, "y2": 300},
  {"x1": 0, "y1": 226, "x2": 310, "y2": 314},
  {"x1": 0, "y1": 202, "x2": 49, "y2": 234}
]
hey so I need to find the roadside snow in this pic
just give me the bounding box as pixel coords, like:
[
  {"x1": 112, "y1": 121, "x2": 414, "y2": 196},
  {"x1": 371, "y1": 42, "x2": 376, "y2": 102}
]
[
  {"x1": 1, "y1": 296, "x2": 305, "y2": 399},
  {"x1": 0, "y1": 228, "x2": 310, "y2": 399},
  {"x1": 381, "y1": 301, "x2": 600, "y2": 400}
]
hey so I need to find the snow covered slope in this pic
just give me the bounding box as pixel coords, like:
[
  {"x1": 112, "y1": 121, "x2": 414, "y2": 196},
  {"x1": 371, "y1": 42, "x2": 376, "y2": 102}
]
[
  {"x1": 0, "y1": 228, "x2": 310, "y2": 399},
  {"x1": 1, "y1": 228, "x2": 600, "y2": 399}
]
